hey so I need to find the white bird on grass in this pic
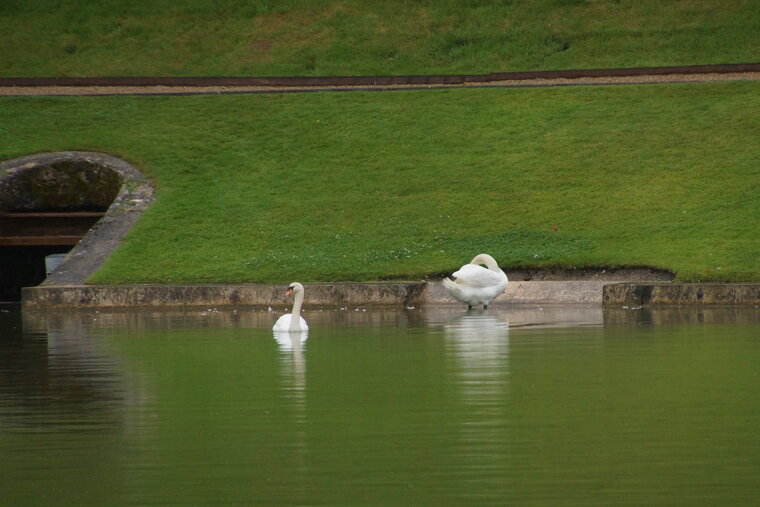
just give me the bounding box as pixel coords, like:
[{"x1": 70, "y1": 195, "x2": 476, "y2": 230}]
[
  {"x1": 272, "y1": 282, "x2": 309, "y2": 332},
  {"x1": 442, "y1": 253, "x2": 509, "y2": 310}
]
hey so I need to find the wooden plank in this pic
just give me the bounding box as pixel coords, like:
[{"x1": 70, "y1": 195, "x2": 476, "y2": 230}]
[
  {"x1": 0, "y1": 212, "x2": 103, "y2": 237},
  {"x1": 2, "y1": 64, "x2": 760, "y2": 88},
  {"x1": 0, "y1": 236, "x2": 82, "y2": 246},
  {"x1": 1, "y1": 211, "x2": 105, "y2": 219}
]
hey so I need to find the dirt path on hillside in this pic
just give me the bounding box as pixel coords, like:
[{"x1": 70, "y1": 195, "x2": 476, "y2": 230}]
[{"x1": 2, "y1": 71, "x2": 759, "y2": 96}]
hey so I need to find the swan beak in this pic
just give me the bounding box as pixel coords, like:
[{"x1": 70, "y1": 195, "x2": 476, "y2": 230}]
[{"x1": 285, "y1": 288, "x2": 294, "y2": 296}]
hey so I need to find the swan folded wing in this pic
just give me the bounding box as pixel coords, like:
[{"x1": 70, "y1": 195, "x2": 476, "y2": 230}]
[
  {"x1": 273, "y1": 314, "x2": 291, "y2": 331},
  {"x1": 442, "y1": 278, "x2": 474, "y2": 305},
  {"x1": 452, "y1": 264, "x2": 505, "y2": 287},
  {"x1": 273, "y1": 314, "x2": 309, "y2": 332}
]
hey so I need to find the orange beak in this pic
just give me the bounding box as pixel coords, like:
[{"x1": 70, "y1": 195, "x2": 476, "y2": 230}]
[{"x1": 285, "y1": 288, "x2": 293, "y2": 296}]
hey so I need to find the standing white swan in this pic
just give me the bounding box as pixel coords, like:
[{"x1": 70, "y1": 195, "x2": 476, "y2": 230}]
[
  {"x1": 442, "y1": 253, "x2": 509, "y2": 310},
  {"x1": 273, "y1": 282, "x2": 309, "y2": 332}
]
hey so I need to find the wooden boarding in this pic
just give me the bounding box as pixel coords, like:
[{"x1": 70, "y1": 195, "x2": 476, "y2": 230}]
[
  {"x1": 1, "y1": 63, "x2": 759, "y2": 88},
  {"x1": 0, "y1": 211, "x2": 104, "y2": 246}
]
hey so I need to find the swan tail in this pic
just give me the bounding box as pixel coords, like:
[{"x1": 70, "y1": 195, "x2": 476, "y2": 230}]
[
  {"x1": 443, "y1": 277, "x2": 468, "y2": 302},
  {"x1": 442, "y1": 277, "x2": 458, "y2": 291}
]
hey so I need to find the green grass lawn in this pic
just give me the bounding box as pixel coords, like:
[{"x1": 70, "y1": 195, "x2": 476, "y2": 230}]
[
  {"x1": 1, "y1": 81, "x2": 758, "y2": 283},
  {"x1": 1, "y1": 0, "x2": 759, "y2": 77}
]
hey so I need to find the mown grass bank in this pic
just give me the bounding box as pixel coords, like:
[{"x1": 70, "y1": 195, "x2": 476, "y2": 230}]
[
  {"x1": 2, "y1": 0, "x2": 759, "y2": 77},
  {"x1": 1, "y1": 81, "x2": 759, "y2": 283}
]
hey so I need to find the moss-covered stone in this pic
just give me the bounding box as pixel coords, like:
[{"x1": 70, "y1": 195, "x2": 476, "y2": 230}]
[{"x1": 11, "y1": 161, "x2": 121, "y2": 211}]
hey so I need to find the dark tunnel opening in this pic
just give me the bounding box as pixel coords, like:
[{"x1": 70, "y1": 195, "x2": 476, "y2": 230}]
[{"x1": 0, "y1": 158, "x2": 120, "y2": 302}]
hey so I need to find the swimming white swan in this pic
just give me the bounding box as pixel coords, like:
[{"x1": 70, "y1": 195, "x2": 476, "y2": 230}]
[
  {"x1": 272, "y1": 282, "x2": 309, "y2": 332},
  {"x1": 442, "y1": 253, "x2": 509, "y2": 309}
]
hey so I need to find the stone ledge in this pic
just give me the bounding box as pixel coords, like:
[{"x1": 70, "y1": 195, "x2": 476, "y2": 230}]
[
  {"x1": 22, "y1": 283, "x2": 427, "y2": 309},
  {"x1": 22, "y1": 280, "x2": 608, "y2": 308},
  {"x1": 22, "y1": 281, "x2": 760, "y2": 308},
  {"x1": 603, "y1": 283, "x2": 760, "y2": 306},
  {"x1": 425, "y1": 281, "x2": 607, "y2": 305}
]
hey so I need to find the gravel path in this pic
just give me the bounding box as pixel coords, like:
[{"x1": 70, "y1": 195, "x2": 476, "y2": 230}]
[{"x1": 2, "y1": 71, "x2": 759, "y2": 96}]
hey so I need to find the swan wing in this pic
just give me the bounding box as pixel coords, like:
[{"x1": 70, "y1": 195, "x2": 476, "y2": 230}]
[
  {"x1": 273, "y1": 314, "x2": 292, "y2": 331},
  {"x1": 273, "y1": 313, "x2": 309, "y2": 332},
  {"x1": 452, "y1": 263, "x2": 505, "y2": 288}
]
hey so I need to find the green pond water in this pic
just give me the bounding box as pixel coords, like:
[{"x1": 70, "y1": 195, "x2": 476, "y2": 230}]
[{"x1": 1, "y1": 304, "x2": 759, "y2": 506}]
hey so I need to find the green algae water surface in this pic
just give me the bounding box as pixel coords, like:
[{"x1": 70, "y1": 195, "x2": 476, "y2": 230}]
[{"x1": 1, "y1": 304, "x2": 759, "y2": 505}]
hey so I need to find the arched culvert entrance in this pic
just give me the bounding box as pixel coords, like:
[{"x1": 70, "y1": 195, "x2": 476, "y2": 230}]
[{"x1": 0, "y1": 152, "x2": 154, "y2": 301}]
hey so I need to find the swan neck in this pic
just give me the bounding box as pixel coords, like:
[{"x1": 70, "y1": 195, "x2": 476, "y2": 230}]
[
  {"x1": 290, "y1": 290, "x2": 304, "y2": 329},
  {"x1": 292, "y1": 291, "x2": 303, "y2": 315},
  {"x1": 472, "y1": 254, "x2": 500, "y2": 272}
]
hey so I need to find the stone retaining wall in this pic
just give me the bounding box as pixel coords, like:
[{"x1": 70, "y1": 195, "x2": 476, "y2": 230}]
[
  {"x1": 22, "y1": 283, "x2": 427, "y2": 309},
  {"x1": 603, "y1": 283, "x2": 760, "y2": 306},
  {"x1": 21, "y1": 281, "x2": 611, "y2": 308},
  {"x1": 22, "y1": 281, "x2": 760, "y2": 308}
]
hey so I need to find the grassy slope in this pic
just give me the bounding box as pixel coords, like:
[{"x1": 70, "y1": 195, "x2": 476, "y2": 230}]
[
  {"x1": 1, "y1": 81, "x2": 758, "y2": 283},
  {"x1": 1, "y1": 0, "x2": 759, "y2": 77}
]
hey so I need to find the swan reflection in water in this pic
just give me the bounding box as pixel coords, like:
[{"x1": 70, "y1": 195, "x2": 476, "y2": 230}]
[
  {"x1": 273, "y1": 330, "x2": 308, "y2": 417},
  {"x1": 444, "y1": 310, "x2": 511, "y2": 474},
  {"x1": 444, "y1": 310, "x2": 509, "y2": 403},
  {"x1": 273, "y1": 330, "x2": 308, "y2": 352},
  {"x1": 273, "y1": 329, "x2": 309, "y2": 472},
  {"x1": 443, "y1": 310, "x2": 510, "y2": 402},
  {"x1": 444, "y1": 310, "x2": 510, "y2": 364},
  {"x1": 273, "y1": 330, "x2": 308, "y2": 392}
]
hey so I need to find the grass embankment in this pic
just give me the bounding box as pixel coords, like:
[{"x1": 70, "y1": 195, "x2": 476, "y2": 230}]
[
  {"x1": 1, "y1": 0, "x2": 759, "y2": 77},
  {"x1": 1, "y1": 81, "x2": 758, "y2": 283}
]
